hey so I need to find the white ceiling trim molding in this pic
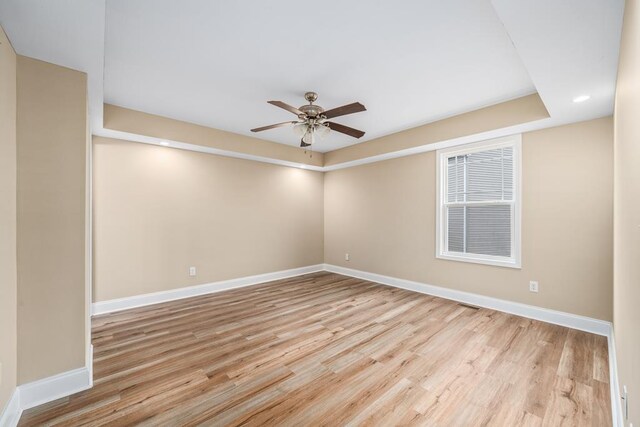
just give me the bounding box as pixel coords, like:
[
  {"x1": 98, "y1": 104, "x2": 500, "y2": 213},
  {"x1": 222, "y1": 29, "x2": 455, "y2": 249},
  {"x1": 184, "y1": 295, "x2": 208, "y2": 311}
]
[
  {"x1": 95, "y1": 112, "x2": 609, "y2": 172},
  {"x1": 94, "y1": 128, "x2": 326, "y2": 172},
  {"x1": 320, "y1": 113, "x2": 606, "y2": 171}
]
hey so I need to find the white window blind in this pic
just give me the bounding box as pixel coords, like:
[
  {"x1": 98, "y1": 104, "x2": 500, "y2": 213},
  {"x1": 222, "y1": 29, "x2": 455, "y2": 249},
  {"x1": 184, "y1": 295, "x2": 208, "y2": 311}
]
[{"x1": 437, "y1": 136, "x2": 521, "y2": 268}]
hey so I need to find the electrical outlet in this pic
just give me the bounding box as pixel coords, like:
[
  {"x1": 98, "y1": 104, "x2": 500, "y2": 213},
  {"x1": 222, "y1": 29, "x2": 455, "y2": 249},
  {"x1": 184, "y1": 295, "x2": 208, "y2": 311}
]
[
  {"x1": 529, "y1": 281, "x2": 539, "y2": 293},
  {"x1": 345, "y1": 253, "x2": 350, "y2": 261},
  {"x1": 189, "y1": 266, "x2": 197, "y2": 277}
]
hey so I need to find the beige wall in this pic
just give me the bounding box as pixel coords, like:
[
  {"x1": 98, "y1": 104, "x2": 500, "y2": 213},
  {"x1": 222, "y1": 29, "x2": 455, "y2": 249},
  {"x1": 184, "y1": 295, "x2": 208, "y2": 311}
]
[
  {"x1": 104, "y1": 104, "x2": 325, "y2": 168},
  {"x1": 614, "y1": 0, "x2": 640, "y2": 423},
  {"x1": 0, "y1": 25, "x2": 17, "y2": 412},
  {"x1": 325, "y1": 117, "x2": 613, "y2": 320},
  {"x1": 93, "y1": 137, "x2": 324, "y2": 302},
  {"x1": 105, "y1": 93, "x2": 547, "y2": 170},
  {"x1": 17, "y1": 56, "x2": 87, "y2": 383},
  {"x1": 324, "y1": 93, "x2": 549, "y2": 166}
]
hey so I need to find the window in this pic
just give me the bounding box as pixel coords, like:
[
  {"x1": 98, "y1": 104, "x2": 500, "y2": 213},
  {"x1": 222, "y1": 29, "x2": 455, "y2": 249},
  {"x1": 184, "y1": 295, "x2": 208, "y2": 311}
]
[{"x1": 436, "y1": 135, "x2": 521, "y2": 268}]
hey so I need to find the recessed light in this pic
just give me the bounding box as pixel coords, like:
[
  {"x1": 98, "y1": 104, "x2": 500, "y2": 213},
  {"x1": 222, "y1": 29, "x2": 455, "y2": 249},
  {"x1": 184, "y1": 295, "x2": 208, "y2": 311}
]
[
  {"x1": 160, "y1": 141, "x2": 170, "y2": 146},
  {"x1": 573, "y1": 95, "x2": 591, "y2": 103}
]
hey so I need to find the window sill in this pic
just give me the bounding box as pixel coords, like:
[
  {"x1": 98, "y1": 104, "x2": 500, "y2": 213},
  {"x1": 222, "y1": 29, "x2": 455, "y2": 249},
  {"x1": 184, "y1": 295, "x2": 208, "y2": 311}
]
[{"x1": 436, "y1": 253, "x2": 521, "y2": 269}]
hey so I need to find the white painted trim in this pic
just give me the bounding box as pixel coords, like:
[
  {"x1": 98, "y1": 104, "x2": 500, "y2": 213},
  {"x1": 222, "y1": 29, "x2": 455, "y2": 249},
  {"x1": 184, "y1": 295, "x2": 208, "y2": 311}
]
[
  {"x1": 18, "y1": 367, "x2": 92, "y2": 411},
  {"x1": 92, "y1": 264, "x2": 325, "y2": 315},
  {"x1": 13, "y1": 266, "x2": 618, "y2": 425},
  {"x1": 435, "y1": 135, "x2": 522, "y2": 269},
  {"x1": 87, "y1": 344, "x2": 94, "y2": 388},
  {"x1": 609, "y1": 330, "x2": 623, "y2": 427},
  {"x1": 95, "y1": 114, "x2": 613, "y2": 173},
  {"x1": 322, "y1": 264, "x2": 621, "y2": 425},
  {"x1": 86, "y1": 105, "x2": 94, "y2": 390},
  {"x1": 323, "y1": 264, "x2": 611, "y2": 336},
  {"x1": 0, "y1": 388, "x2": 22, "y2": 427},
  {"x1": 319, "y1": 115, "x2": 609, "y2": 171},
  {"x1": 94, "y1": 128, "x2": 325, "y2": 172},
  {"x1": 0, "y1": 351, "x2": 94, "y2": 425}
]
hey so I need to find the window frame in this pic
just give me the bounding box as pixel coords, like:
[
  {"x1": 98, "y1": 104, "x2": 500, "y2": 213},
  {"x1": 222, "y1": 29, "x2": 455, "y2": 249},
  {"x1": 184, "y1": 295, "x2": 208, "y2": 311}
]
[{"x1": 435, "y1": 135, "x2": 522, "y2": 269}]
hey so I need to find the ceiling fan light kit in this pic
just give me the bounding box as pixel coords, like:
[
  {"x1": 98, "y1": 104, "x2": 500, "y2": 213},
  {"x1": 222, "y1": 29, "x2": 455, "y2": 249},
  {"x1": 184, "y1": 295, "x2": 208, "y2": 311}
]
[{"x1": 251, "y1": 92, "x2": 366, "y2": 148}]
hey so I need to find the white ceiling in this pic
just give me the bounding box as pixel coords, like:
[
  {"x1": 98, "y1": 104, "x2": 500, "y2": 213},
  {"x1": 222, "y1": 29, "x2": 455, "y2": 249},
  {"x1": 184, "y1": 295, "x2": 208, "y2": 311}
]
[
  {"x1": 0, "y1": 0, "x2": 624, "y2": 155},
  {"x1": 491, "y1": 0, "x2": 624, "y2": 123},
  {"x1": 0, "y1": 0, "x2": 105, "y2": 132},
  {"x1": 103, "y1": 0, "x2": 535, "y2": 152}
]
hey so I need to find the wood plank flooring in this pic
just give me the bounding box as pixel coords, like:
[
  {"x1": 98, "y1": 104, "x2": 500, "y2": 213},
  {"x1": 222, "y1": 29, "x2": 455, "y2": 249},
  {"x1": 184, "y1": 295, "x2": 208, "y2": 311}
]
[{"x1": 19, "y1": 272, "x2": 611, "y2": 426}]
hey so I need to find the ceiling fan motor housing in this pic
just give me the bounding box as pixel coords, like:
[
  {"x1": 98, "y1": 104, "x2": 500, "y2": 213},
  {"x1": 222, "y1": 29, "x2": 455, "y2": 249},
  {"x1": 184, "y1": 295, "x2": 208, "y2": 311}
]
[
  {"x1": 299, "y1": 91, "x2": 324, "y2": 117},
  {"x1": 299, "y1": 104, "x2": 324, "y2": 117}
]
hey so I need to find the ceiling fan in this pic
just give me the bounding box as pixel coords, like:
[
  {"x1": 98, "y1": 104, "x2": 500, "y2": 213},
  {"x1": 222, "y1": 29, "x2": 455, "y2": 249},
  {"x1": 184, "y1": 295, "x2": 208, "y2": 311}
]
[{"x1": 251, "y1": 92, "x2": 366, "y2": 148}]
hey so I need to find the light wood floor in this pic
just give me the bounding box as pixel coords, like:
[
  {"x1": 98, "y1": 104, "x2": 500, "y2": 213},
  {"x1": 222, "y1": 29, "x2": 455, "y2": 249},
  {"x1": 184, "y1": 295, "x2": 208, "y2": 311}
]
[{"x1": 20, "y1": 272, "x2": 611, "y2": 426}]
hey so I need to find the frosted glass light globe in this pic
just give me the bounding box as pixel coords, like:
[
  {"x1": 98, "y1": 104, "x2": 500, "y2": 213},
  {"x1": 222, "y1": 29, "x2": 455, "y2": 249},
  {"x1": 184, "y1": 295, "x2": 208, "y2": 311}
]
[{"x1": 293, "y1": 123, "x2": 308, "y2": 136}]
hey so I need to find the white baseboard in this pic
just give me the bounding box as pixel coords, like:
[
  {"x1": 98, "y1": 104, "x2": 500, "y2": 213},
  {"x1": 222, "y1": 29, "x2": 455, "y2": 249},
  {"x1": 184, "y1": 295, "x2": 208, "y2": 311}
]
[
  {"x1": 0, "y1": 365, "x2": 93, "y2": 426},
  {"x1": 88, "y1": 344, "x2": 94, "y2": 388},
  {"x1": 324, "y1": 264, "x2": 611, "y2": 336},
  {"x1": 19, "y1": 366, "x2": 92, "y2": 411},
  {"x1": 609, "y1": 331, "x2": 623, "y2": 427},
  {"x1": 0, "y1": 265, "x2": 621, "y2": 426},
  {"x1": 92, "y1": 264, "x2": 325, "y2": 315},
  {"x1": 0, "y1": 389, "x2": 21, "y2": 427},
  {"x1": 324, "y1": 263, "x2": 621, "y2": 426},
  {"x1": 85, "y1": 263, "x2": 621, "y2": 426}
]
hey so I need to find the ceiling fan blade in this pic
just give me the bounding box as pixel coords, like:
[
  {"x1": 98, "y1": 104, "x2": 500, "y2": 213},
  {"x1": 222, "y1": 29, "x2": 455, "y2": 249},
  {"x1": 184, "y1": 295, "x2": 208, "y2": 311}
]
[
  {"x1": 323, "y1": 102, "x2": 366, "y2": 119},
  {"x1": 251, "y1": 121, "x2": 296, "y2": 132},
  {"x1": 326, "y1": 122, "x2": 365, "y2": 139},
  {"x1": 268, "y1": 100, "x2": 303, "y2": 116}
]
